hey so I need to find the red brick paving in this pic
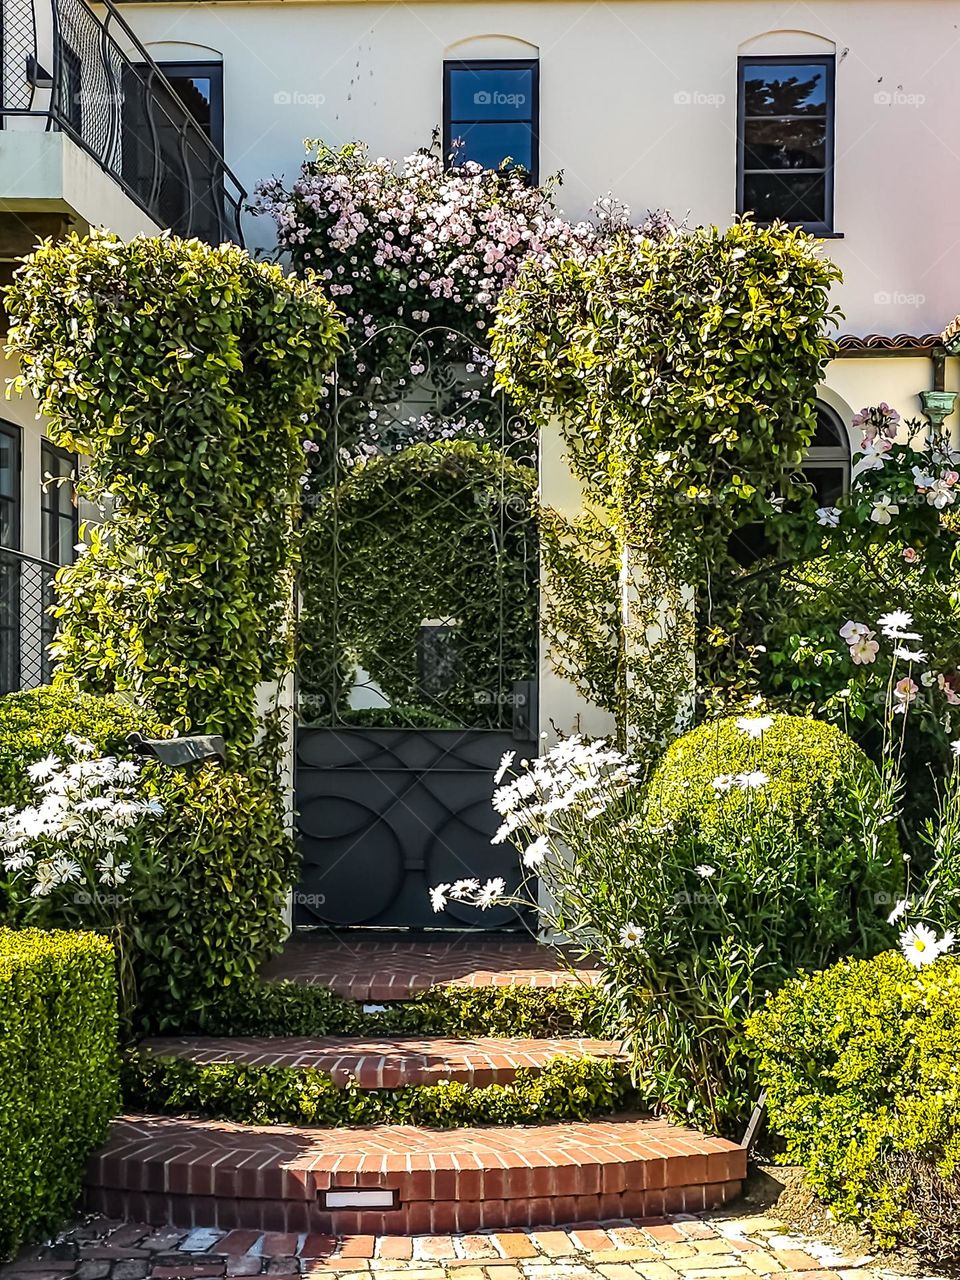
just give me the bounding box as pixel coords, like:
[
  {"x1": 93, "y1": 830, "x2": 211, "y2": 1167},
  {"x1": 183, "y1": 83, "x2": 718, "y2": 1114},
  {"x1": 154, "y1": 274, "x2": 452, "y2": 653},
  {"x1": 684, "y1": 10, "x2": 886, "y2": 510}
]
[
  {"x1": 1, "y1": 1214, "x2": 920, "y2": 1279},
  {"x1": 140, "y1": 1037, "x2": 624, "y2": 1089},
  {"x1": 260, "y1": 940, "x2": 599, "y2": 1001}
]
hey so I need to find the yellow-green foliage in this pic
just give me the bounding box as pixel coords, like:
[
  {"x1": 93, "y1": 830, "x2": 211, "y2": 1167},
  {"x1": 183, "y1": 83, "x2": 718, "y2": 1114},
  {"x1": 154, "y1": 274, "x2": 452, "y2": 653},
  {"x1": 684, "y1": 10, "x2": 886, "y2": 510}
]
[
  {"x1": 747, "y1": 952, "x2": 960, "y2": 1256},
  {"x1": 0, "y1": 929, "x2": 119, "y2": 1259},
  {"x1": 0, "y1": 686, "x2": 163, "y2": 808},
  {"x1": 650, "y1": 713, "x2": 885, "y2": 836}
]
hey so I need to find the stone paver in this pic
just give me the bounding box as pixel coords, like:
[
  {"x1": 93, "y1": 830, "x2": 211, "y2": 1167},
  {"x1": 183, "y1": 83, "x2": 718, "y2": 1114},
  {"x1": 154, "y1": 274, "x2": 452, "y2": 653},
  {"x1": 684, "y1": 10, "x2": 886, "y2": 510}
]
[{"x1": 0, "y1": 1213, "x2": 935, "y2": 1280}]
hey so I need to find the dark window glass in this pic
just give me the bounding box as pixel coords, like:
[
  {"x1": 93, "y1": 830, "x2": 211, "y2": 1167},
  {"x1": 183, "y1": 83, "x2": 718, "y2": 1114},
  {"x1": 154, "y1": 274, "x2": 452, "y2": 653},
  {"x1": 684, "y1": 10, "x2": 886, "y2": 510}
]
[
  {"x1": 40, "y1": 442, "x2": 78, "y2": 684},
  {"x1": 444, "y1": 60, "x2": 538, "y2": 179},
  {"x1": 59, "y1": 42, "x2": 83, "y2": 135},
  {"x1": 123, "y1": 61, "x2": 227, "y2": 244},
  {"x1": 0, "y1": 423, "x2": 21, "y2": 694},
  {"x1": 738, "y1": 56, "x2": 835, "y2": 232},
  {"x1": 156, "y1": 62, "x2": 224, "y2": 152}
]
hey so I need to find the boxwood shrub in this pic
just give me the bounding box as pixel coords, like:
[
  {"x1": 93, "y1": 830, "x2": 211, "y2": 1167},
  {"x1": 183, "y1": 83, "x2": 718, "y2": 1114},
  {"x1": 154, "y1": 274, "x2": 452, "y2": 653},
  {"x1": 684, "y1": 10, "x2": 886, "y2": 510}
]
[
  {"x1": 0, "y1": 688, "x2": 297, "y2": 1035},
  {"x1": 124, "y1": 1050, "x2": 645, "y2": 1128},
  {"x1": 746, "y1": 951, "x2": 960, "y2": 1259},
  {"x1": 647, "y1": 713, "x2": 901, "y2": 962},
  {"x1": 0, "y1": 687, "x2": 165, "y2": 922},
  {"x1": 123, "y1": 762, "x2": 297, "y2": 1033},
  {"x1": 184, "y1": 973, "x2": 610, "y2": 1039},
  {"x1": 0, "y1": 687, "x2": 164, "y2": 809},
  {"x1": 0, "y1": 928, "x2": 119, "y2": 1260}
]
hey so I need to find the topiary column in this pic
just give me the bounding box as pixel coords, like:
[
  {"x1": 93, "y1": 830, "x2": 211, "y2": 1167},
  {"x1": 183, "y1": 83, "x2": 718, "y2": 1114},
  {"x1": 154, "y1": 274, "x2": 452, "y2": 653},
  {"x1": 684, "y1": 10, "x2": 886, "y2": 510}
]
[{"x1": 5, "y1": 230, "x2": 345, "y2": 748}]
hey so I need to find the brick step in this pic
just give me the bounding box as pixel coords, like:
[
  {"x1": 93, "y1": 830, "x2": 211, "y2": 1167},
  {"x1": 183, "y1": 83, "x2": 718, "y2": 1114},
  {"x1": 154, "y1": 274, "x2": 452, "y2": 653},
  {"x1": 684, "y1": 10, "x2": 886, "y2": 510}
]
[
  {"x1": 261, "y1": 936, "x2": 600, "y2": 1000},
  {"x1": 140, "y1": 1035, "x2": 626, "y2": 1088},
  {"x1": 85, "y1": 1113, "x2": 746, "y2": 1234}
]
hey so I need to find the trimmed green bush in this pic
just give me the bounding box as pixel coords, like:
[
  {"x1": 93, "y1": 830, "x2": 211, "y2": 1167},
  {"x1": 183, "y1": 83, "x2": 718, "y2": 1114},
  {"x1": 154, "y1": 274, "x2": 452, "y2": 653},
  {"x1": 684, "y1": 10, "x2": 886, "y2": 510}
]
[
  {"x1": 0, "y1": 686, "x2": 163, "y2": 808},
  {"x1": 747, "y1": 952, "x2": 960, "y2": 1259},
  {"x1": 0, "y1": 928, "x2": 119, "y2": 1260},
  {"x1": 124, "y1": 1050, "x2": 645, "y2": 1128},
  {"x1": 184, "y1": 974, "x2": 610, "y2": 1039},
  {"x1": 647, "y1": 713, "x2": 900, "y2": 958},
  {"x1": 132, "y1": 764, "x2": 298, "y2": 1032}
]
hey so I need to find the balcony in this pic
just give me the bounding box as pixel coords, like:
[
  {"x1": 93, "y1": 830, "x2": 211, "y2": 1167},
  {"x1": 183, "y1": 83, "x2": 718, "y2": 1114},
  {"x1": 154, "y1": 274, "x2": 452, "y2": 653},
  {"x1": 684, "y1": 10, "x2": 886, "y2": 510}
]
[{"x1": 0, "y1": 0, "x2": 245, "y2": 246}]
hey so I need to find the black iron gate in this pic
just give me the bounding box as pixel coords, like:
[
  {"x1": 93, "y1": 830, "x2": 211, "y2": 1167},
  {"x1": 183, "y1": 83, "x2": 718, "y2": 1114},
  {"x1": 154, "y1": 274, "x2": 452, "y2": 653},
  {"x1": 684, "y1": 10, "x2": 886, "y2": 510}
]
[{"x1": 294, "y1": 326, "x2": 539, "y2": 929}]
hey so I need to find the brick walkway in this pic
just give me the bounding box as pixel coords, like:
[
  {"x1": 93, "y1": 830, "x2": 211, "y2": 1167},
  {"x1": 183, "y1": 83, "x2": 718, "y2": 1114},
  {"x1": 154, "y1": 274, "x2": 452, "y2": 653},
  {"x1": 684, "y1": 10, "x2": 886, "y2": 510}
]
[
  {"x1": 140, "y1": 1037, "x2": 624, "y2": 1088},
  {"x1": 261, "y1": 940, "x2": 600, "y2": 1000},
  {"x1": 2, "y1": 1212, "x2": 918, "y2": 1280}
]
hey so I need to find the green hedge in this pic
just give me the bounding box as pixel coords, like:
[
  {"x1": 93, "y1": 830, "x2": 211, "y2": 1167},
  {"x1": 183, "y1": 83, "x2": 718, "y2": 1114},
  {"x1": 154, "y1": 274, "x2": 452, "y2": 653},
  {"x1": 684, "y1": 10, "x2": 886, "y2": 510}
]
[
  {"x1": 125, "y1": 1050, "x2": 644, "y2": 1128},
  {"x1": 746, "y1": 951, "x2": 960, "y2": 1257},
  {"x1": 184, "y1": 975, "x2": 610, "y2": 1039},
  {"x1": 0, "y1": 929, "x2": 119, "y2": 1260},
  {"x1": 129, "y1": 764, "x2": 298, "y2": 1033}
]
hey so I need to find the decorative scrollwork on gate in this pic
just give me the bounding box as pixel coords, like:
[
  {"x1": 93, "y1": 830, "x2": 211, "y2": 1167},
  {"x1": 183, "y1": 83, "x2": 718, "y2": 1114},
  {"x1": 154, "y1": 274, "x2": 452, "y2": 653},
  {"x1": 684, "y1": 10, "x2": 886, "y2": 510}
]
[{"x1": 297, "y1": 324, "x2": 538, "y2": 733}]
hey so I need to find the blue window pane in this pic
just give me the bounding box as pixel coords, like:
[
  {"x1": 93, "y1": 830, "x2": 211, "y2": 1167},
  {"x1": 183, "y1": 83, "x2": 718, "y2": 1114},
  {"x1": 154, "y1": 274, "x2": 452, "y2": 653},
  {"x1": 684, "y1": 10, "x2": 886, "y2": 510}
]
[
  {"x1": 448, "y1": 66, "x2": 533, "y2": 122},
  {"x1": 742, "y1": 63, "x2": 828, "y2": 116},
  {"x1": 450, "y1": 121, "x2": 533, "y2": 172}
]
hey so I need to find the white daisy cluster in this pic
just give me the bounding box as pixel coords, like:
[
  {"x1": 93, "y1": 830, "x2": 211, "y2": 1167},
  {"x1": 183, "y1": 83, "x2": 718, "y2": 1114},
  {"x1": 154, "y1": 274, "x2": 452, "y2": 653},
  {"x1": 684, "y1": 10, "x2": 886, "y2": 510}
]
[
  {"x1": 0, "y1": 737, "x2": 163, "y2": 899},
  {"x1": 429, "y1": 735, "x2": 641, "y2": 913}
]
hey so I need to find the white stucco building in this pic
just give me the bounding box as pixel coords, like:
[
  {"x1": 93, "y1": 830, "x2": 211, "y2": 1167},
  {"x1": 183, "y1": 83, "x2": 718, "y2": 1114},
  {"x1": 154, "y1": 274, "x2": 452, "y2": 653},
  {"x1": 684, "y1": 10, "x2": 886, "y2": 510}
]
[{"x1": 1, "y1": 0, "x2": 959, "y2": 724}]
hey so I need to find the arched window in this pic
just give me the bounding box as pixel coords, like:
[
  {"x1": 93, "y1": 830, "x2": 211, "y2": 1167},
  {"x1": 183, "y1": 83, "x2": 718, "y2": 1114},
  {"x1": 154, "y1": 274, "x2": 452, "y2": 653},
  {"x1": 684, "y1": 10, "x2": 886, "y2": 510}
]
[{"x1": 803, "y1": 401, "x2": 850, "y2": 507}]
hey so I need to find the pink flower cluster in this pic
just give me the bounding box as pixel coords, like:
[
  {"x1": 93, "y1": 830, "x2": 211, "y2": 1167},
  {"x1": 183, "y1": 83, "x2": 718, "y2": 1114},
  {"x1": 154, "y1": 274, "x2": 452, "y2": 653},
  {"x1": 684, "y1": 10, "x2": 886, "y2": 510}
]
[{"x1": 254, "y1": 144, "x2": 643, "y2": 346}]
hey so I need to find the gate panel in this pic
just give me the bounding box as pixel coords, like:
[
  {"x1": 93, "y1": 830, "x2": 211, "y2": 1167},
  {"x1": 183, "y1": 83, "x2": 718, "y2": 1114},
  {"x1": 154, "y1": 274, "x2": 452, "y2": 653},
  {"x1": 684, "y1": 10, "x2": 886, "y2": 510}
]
[
  {"x1": 295, "y1": 728, "x2": 537, "y2": 929},
  {"x1": 295, "y1": 325, "x2": 538, "y2": 931}
]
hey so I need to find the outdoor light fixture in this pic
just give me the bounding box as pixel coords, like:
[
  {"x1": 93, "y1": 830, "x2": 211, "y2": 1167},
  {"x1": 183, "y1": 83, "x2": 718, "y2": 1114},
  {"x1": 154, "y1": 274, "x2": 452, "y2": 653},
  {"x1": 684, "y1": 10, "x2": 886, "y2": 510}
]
[
  {"x1": 126, "y1": 731, "x2": 226, "y2": 769},
  {"x1": 322, "y1": 1189, "x2": 398, "y2": 1210}
]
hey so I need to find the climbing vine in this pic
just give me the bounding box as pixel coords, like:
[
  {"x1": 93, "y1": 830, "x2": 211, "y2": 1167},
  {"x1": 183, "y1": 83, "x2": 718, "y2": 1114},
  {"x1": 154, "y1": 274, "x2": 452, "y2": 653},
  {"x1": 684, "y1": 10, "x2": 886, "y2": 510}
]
[
  {"x1": 299, "y1": 440, "x2": 537, "y2": 727},
  {"x1": 6, "y1": 231, "x2": 345, "y2": 746},
  {"x1": 492, "y1": 218, "x2": 840, "y2": 737}
]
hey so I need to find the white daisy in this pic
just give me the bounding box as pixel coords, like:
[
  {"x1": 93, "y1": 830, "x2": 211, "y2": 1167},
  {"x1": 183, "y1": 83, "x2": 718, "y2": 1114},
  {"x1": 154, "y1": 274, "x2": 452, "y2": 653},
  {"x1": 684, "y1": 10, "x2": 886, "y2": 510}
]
[
  {"x1": 522, "y1": 835, "x2": 550, "y2": 868},
  {"x1": 887, "y1": 899, "x2": 908, "y2": 925},
  {"x1": 429, "y1": 883, "x2": 450, "y2": 913},
  {"x1": 619, "y1": 922, "x2": 645, "y2": 948},
  {"x1": 736, "y1": 715, "x2": 774, "y2": 739},
  {"x1": 694, "y1": 865, "x2": 716, "y2": 879},
  {"x1": 900, "y1": 923, "x2": 944, "y2": 967},
  {"x1": 877, "y1": 610, "x2": 914, "y2": 638},
  {"x1": 493, "y1": 751, "x2": 515, "y2": 785},
  {"x1": 476, "y1": 877, "x2": 506, "y2": 909}
]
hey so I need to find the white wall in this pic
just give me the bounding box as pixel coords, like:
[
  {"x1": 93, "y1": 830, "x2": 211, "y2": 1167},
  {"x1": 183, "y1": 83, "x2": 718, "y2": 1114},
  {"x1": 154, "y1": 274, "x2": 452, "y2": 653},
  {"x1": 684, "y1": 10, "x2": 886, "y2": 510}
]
[{"x1": 119, "y1": 0, "x2": 960, "y2": 337}]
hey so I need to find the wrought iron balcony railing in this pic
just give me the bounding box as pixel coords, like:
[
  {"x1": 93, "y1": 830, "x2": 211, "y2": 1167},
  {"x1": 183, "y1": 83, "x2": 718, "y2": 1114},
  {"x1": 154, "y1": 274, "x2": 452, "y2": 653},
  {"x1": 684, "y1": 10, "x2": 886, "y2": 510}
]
[
  {"x1": 0, "y1": 0, "x2": 246, "y2": 244},
  {"x1": 0, "y1": 546, "x2": 59, "y2": 694}
]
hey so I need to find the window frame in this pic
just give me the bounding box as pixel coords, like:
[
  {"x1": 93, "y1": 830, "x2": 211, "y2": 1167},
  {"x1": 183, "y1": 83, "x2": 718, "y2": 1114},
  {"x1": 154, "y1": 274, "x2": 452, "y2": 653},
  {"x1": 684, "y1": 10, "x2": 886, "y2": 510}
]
[
  {"x1": 0, "y1": 420, "x2": 21, "y2": 553},
  {"x1": 40, "y1": 439, "x2": 78, "y2": 568},
  {"x1": 155, "y1": 60, "x2": 225, "y2": 153},
  {"x1": 803, "y1": 401, "x2": 850, "y2": 503},
  {"x1": 0, "y1": 421, "x2": 22, "y2": 694},
  {"x1": 442, "y1": 57, "x2": 540, "y2": 182},
  {"x1": 736, "y1": 53, "x2": 836, "y2": 236}
]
